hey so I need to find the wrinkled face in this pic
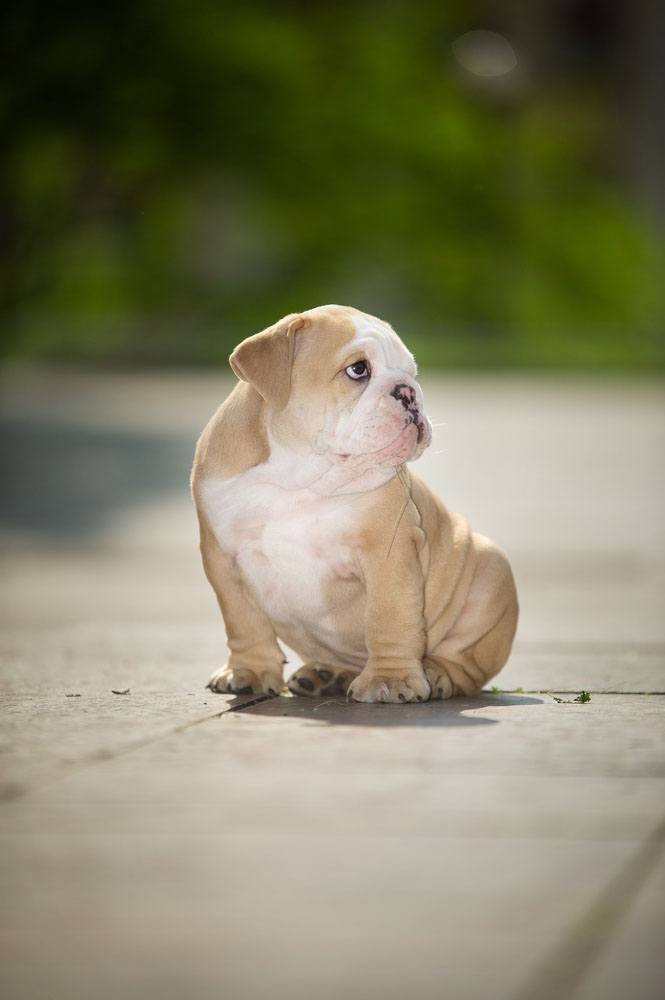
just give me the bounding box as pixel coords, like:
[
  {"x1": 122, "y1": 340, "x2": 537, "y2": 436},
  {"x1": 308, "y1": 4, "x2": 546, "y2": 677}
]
[{"x1": 273, "y1": 307, "x2": 432, "y2": 475}]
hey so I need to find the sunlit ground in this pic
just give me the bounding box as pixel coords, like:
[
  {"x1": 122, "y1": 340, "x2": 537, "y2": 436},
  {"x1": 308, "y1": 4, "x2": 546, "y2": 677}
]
[{"x1": 1, "y1": 364, "x2": 664, "y2": 1000}]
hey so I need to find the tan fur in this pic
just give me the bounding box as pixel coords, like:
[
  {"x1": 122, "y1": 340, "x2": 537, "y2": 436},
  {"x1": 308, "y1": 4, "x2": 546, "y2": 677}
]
[
  {"x1": 191, "y1": 305, "x2": 518, "y2": 703},
  {"x1": 346, "y1": 471, "x2": 518, "y2": 700},
  {"x1": 230, "y1": 313, "x2": 303, "y2": 410}
]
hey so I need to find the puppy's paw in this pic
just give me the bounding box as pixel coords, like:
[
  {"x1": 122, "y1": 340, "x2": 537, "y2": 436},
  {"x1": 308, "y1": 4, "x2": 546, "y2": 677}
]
[
  {"x1": 348, "y1": 668, "x2": 430, "y2": 704},
  {"x1": 288, "y1": 663, "x2": 357, "y2": 697},
  {"x1": 424, "y1": 662, "x2": 456, "y2": 700},
  {"x1": 206, "y1": 664, "x2": 283, "y2": 697}
]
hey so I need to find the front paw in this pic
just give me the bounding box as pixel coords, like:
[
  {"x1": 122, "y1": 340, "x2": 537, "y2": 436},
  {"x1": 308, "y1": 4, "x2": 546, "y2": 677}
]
[
  {"x1": 207, "y1": 664, "x2": 283, "y2": 697},
  {"x1": 348, "y1": 667, "x2": 430, "y2": 704}
]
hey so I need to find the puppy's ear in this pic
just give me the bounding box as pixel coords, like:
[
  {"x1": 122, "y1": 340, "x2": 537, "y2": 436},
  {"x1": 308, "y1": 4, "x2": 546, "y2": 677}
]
[{"x1": 229, "y1": 314, "x2": 306, "y2": 409}]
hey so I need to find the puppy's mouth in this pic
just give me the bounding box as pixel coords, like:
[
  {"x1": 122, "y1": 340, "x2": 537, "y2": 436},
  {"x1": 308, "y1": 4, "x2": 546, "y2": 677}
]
[
  {"x1": 335, "y1": 417, "x2": 427, "y2": 462},
  {"x1": 407, "y1": 409, "x2": 426, "y2": 444}
]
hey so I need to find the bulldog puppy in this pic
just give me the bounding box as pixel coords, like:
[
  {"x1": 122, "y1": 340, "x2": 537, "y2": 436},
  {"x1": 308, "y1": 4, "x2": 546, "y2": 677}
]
[{"x1": 192, "y1": 305, "x2": 518, "y2": 703}]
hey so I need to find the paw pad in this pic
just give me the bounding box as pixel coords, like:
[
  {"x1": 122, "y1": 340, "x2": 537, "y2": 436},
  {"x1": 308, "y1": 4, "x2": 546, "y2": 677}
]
[{"x1": 288, "y1": 664, "x2": 355, "y2": 698}]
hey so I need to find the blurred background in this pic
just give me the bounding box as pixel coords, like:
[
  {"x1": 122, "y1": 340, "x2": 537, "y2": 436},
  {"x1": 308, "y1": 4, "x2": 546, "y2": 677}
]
[{"x1": 2, "y1": 0, "x2": 664, "y2": 370}]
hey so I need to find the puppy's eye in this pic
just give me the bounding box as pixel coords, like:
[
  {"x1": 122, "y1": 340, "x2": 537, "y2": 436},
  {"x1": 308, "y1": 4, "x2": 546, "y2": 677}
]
[{"x1": 345, "y1": 360, "x2": 370, "y2": 380}]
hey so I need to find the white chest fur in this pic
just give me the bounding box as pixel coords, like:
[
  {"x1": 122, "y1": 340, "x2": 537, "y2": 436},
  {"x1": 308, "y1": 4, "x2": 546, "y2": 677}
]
[{"x1": 201, "y1": 467, "x2": 359, "y2": 629}]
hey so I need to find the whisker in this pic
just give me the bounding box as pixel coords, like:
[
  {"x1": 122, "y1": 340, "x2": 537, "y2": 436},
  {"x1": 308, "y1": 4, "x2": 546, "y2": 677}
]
[{"x1": 386, "y1": 465, "x2": 413, "y2": 558}]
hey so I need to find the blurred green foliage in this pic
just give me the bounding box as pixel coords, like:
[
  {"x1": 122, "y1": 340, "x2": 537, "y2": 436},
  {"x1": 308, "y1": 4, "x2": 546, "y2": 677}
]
[{"x1": 2, "y1": 0, "x2": 664, "y2": 368}]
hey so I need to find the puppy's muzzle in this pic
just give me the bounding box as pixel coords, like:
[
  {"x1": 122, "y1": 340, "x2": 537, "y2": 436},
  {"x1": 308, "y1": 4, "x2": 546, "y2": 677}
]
[{"x1": 390, "y1": 383, "x2": 425, "y2": 443}]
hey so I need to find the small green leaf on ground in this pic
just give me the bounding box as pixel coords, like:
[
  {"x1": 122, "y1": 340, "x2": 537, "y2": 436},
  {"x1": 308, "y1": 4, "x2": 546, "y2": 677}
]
[
  {"x1": 552, "y1": 691, "x2": 592, "y2": 704},
  {"x1": 489, "y1": 686, "x2": 525, "y2": 694}
]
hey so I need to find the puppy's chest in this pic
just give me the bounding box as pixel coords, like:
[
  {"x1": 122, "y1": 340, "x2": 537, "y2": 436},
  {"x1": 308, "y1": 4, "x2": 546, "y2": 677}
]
[{"x1": 202, "y1": 476, "x2": 359, "y2": 621}]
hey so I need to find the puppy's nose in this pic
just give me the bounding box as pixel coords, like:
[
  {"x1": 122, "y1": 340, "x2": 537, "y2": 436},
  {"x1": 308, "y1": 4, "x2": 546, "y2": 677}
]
[{"x1": 390, "y1": 383, "x2": 416, "y2": 410}]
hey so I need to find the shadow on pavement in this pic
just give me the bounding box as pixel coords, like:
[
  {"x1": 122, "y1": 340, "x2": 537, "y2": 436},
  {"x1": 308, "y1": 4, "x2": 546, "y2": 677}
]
[{"x1": 233, "y1": 692, "x2": 543, "y2": 727}]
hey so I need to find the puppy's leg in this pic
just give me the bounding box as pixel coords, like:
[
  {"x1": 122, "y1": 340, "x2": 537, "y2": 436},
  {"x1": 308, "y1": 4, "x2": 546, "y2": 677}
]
[
  {"x1": 426, "y1": 534, "x2": 518, "y2": 698},
  {"x1": 349, "y1": 524, "x2": 430, "y2": 704},
  {"x1": 200, "y1": 522, "x2": 285, "y2": 696},
  {"x1": 288, "y1": 664, "x2": 357, "y2": 697}
]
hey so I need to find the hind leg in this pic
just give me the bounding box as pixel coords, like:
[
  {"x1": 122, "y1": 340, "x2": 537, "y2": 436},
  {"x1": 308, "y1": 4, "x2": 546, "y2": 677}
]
[
  {"x1": 426, "y1": 534, "x2": 518, "y2": 699},
  {"x1": 288, "y1": 663, "x2": 357, "y2": 697}
]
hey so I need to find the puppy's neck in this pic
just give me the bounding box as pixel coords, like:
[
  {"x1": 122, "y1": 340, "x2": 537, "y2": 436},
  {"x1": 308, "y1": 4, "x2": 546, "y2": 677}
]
[{"x1": 261, "y1": 435, "x2": 400, "y2": 498}]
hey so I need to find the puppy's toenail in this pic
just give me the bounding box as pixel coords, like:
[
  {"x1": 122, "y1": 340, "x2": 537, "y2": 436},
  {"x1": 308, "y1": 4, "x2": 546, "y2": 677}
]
[
  {"x1": 416, "y1": 695, "x2": 423, "y2": 701},
  {"x1": 297, "y1": 677, "x2": 315, "y2": 691},
  {"x1": 317, "y1": 669, "x2": 333, "y2": 682},
  {"x1": 398, "y1": 693, "x2": 406, "y2": 702},
  {"x1": 268, "y1": 688, "x2": 278, "y2": 696}
]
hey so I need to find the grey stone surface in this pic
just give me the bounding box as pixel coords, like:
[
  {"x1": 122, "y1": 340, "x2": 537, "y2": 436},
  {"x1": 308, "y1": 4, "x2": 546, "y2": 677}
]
[
  {"x1": 0, "y1": 828, "x2": 639, "y2": 1000},
  {"x1": 2, "y1": 367, "x2": 665, "y2": 999},
  {"x1": 571, "y1": 852, "x2": 665, "y2": 1000},
  {"x1": 2, "y1": 692, "x2": 665, "y2": 1000}
]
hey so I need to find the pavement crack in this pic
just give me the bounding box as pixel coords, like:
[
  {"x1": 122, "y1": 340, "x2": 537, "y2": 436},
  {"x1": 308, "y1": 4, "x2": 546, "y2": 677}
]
[
  {"x1": 0, "y1": 692, "x2": 279, "y2": 804},
  {"x1": 0, "y1": 701, "x2": 251, "y2": 804},
  {"x1": 510, "y1": 813, "x2": 665, "y2": 1000},
  {"x1": 224, "y1": 693, "x2": 275, "y2": 712}
]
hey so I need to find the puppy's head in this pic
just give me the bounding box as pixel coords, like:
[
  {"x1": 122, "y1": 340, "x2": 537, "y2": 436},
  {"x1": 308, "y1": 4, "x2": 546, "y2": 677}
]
[{"x1": 230, "y1": 305, "x2": 432, "y2": 475}]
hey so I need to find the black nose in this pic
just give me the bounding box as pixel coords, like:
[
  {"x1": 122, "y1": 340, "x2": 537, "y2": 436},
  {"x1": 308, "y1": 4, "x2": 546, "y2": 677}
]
[{"x1": 390, "y1": 383, "x2": 416, "y2": 410}]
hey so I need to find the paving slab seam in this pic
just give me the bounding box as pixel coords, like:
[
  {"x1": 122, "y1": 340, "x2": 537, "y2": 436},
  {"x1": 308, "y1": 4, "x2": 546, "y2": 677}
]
[
  {"x1": 493, "y1": 690, "x2": 665, "y2": 696},
  {"x1": 0, "y1": 693, "x2": 272, "y2": 803},
  {"x1": 515, "y1": 641, "x2": 665, "y2": 650},
  {"x1": 510, "y1": 812, "x2": 665, "y2": 1000}
]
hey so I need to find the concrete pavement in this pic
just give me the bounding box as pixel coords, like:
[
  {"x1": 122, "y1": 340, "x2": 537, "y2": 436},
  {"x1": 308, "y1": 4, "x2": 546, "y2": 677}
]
[{"x1": 1, "y1": 365, "x2": 664, "y2": 999}]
